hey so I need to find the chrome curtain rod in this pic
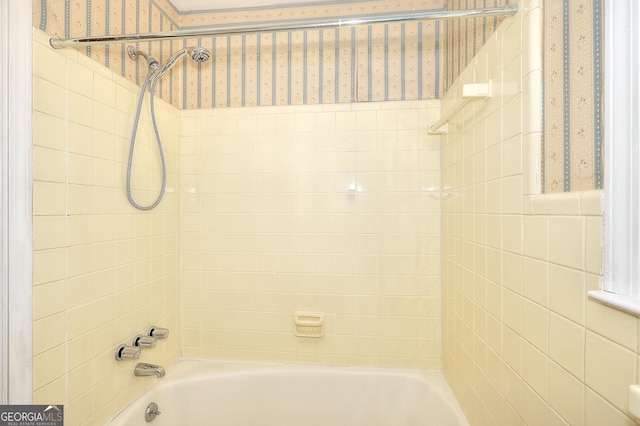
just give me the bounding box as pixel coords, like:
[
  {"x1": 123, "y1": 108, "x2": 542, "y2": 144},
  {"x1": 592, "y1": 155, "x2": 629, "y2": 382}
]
[{"x1": 50, "y1": 4, "x2": 518, "y2": 49}]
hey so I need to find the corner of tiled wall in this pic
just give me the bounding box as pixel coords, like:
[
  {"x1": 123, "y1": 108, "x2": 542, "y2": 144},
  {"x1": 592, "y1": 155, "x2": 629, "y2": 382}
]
[
  {"x1": 179, "y1": 99, "x2": 445, "y2": 369},
  {"x1": 32, "y1": 27, "x2": 182, "y2": 425},
  {"x1": 442, "y1": 0, "x2": 637, "y2": 424}
]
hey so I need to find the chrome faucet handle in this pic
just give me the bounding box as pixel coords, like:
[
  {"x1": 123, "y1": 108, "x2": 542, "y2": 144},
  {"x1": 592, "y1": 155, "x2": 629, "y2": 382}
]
[
  {"x1": 115, "y1": 344, "x2": 141, "y2": 361},
  {"x1": 133, "y1": 334, "x2": 157, "y2": 349},
  {"x1": 148, "y1": 326, "x2": 169, "y2": 339}
]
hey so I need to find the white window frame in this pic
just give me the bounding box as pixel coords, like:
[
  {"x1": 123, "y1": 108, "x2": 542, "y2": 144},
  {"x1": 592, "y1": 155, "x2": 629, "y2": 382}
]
[{"x1": 588, "y1": 0, "x2": 640, "y2": 315}]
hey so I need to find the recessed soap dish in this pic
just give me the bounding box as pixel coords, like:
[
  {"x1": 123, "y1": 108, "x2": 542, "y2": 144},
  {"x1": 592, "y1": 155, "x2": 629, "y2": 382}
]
[{"x1": 294, "y1": 311, "x2": 325, "y2": 338}]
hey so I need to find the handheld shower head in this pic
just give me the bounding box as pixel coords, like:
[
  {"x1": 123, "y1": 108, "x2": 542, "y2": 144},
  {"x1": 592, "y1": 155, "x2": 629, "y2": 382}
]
[
  {"x1": 188, "y1": 46, "x2": 211, "y2": 63},
  {"x1": 156, "y1": 46, "x2": 211, "y2": 78}
]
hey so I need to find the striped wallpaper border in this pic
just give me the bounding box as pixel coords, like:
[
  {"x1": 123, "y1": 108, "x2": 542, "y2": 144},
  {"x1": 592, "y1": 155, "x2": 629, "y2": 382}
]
[
  {"x1": 592, "y1": 0, "x2": 603, "y2": 190},
  {"x1": 335, "y1": 28, "x2": 340, "y2": 104},
  {"x1": 418, "y1": 22, "x2": 423, "y2": 99},
  {"x1": 38, "y1": 0, "x2": 47, "y2": 32},
  {"x1": 367, "y1": 25, "x2": 372, "y2": 102},
  {"x1": 121, "y1": 0, "x2": 126, "y2": 76},
  {"x1": 64, "y1": 0, "x2": 70, "y2": 38},
  {"x1": 319, "y1": 29, "x2": 324, "y2": 104},
  {"x1": 434, "y1": 21, "x2": 440, "y2": 99},
  {"x1": 562, "y1": 0, "x2": 571, "y2": 192},
  {"x1": 350, "y1": 27, "x2": 356, "y2": 102},
  {"x1": 400, "y1": 23, "x2": 406, "y2": 100}
]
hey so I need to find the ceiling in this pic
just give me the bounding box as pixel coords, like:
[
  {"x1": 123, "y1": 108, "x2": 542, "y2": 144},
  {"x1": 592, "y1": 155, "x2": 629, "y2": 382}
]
[{"x1": 168, "y1": 0, "x2": 341, "y2": 12}]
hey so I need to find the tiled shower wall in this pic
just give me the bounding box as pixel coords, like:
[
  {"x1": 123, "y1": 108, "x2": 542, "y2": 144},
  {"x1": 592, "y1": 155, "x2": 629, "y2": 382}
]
[
  {"x1": 180, "y1": 101, "x2": 443, "y2": 369},
  {"x1": 442, "y1": 0, "x2": 640, "y2": 424},
  {"x1": 32, "y1": 23, "x2": 444, "y2": 423},
  {"x1": 32, "y1": 29, "x2": 181, "y2": 425}
]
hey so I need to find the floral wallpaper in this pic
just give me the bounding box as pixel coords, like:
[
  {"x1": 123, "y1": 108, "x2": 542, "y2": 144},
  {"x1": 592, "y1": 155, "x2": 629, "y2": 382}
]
[
  {"x1": 543, "y1": 0, "x2": 603, "y2": 192},
  {"x1": 33, "y1": 0, "x2": 447, "y2": 108}
]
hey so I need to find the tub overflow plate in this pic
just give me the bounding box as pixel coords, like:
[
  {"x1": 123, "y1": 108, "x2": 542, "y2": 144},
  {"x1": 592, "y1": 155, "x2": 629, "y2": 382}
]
[{"x1": 145, "y1": 402, "x2": 161, "y2": 422}]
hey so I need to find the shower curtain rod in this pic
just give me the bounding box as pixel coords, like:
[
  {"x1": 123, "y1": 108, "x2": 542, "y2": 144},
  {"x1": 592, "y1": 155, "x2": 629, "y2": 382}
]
[{"x1": 49, "y1": 4, "x2": 518, "y2": 49}]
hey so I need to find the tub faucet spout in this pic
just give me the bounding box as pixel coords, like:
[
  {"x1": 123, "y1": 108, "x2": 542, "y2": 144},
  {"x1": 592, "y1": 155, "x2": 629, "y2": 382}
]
[{"x1": 134, "y1": 362, "x2": 165, "y2": 378}]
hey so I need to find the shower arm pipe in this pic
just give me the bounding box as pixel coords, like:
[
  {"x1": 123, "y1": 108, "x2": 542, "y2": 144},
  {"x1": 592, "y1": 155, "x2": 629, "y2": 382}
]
[{"x1": 49, "y1": 5, "x2": 517, "y2": 49}]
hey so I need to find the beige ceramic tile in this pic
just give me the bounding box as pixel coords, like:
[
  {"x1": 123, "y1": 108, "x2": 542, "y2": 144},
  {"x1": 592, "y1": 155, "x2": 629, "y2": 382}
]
[
  {"x1": 522, "y1": 257, "x2": 549, "y2": 307},
  {"x1": 33, "y1": 216, "x2": 66, "y2": 251},
  {"x1": 33, "y1": 111, "x2": 66, "y2": 151},
  {"x1": 580, "y1": 190, "x2": 603, "y2": 216},
  {"x1": 586, "y1": 299, "x2": 637, "y2": 351},
  {"x1": 584, "y1": 216, "x2": 603, "y2": 275},
  {"x1": 519, "y1": 381, "x2": 550, "y2": 425},
  {"x1": 535, "y1": 193, "x2": 581, "y2": 216},
  {"x1": 503, "y1": 289, "x2": 522, "y2": 335},
  {"x1": 502, "y1": 214, "x2": 523, "y2": 256},
  {"x1": 33, "y1": 345, "x2": 66, "y2": 390},
  {"x1": 549, "y1": 264, "x2": 585, "y2": 325},
  {"x1": 33, "y1": 280, "x2": 66, "y2": 321},
  {"x1": 33, "y1": 313, "x2": 66, "y2": 355},
  {"x1": 522, "y1": 299, "x2": 548, "y2": 353},
  {"x1": 523, "y1": 215, "x2": 548, "y2": 261},
  {"x1": 585, "y1": 388, "x2": 635, "y2": 426},
  {"x1": 522, "y1": 71, "x2": 542, "y2": 135},
  {"x1": 67, "y1": 59, "x2": 94, "y2": 98},
  {"x1": 33, "y1": 76, "x2": 66, "y2": 119},
  {"x1": 585, "y1": 331, "x2": 636, "y2": 413},
  {"x1": 32, "y1": 376, "x2": 65, "y2": 405},
  {"x1": 33, "y1": 146, "x2": 66, "y2": 183},
  {"x1": 549, "y1": 361, "x2": 585, "y2": 426},
  {"x1": 522, "y1": 6, "x2": 543, "y2": 75},
  {"x1": 33, "y1": 248, "x2": 67, "y2": 286},
  {"x1": 549, "y1": 216, "x2": 585, "y2": 270},
  {"x1": 522, "y1": 134, "x2": 542, "y2": 196},
  {"x1": 548, "y1": 313, "x2": 585, "y2": 380},
  {"x1": 521, "y1": 340, "x2": 548, "y2": 400}
]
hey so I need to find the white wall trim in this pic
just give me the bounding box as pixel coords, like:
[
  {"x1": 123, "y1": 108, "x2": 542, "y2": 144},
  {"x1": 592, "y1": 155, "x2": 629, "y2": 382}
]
[{"x1": 0, "y1": 0, "x2": 33, "y2": 403}]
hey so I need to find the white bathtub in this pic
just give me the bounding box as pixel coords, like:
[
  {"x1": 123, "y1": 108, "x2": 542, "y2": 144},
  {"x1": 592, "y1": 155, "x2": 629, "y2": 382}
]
[{"x1": 107, "y1": 359, "x2": 469, "y2": 426}]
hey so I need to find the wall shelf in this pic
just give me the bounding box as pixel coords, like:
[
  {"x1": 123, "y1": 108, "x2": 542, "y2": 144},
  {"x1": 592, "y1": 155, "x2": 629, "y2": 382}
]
[{"x1": 428, "y1": 80, "x2": 492, "y2": 134}]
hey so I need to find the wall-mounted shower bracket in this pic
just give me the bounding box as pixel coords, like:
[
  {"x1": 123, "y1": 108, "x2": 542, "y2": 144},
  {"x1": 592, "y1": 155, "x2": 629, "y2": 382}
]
[
  {"x1": 127, "y1": 46, "x2": 142, "y2": 61},
  {"x1": 429, "y1": 80, "x2": 493, "y2": 135}
]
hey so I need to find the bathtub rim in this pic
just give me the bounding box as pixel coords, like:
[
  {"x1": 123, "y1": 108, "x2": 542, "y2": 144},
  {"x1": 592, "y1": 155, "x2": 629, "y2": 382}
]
[{"x1": 107, "y1": 357, "x2": 469, "y2": 426}]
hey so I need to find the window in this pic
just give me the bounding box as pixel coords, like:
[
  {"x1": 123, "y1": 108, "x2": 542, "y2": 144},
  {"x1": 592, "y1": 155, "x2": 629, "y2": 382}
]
[{"x1": 587, "y1": 0, "x2": 640, "y2": 315}]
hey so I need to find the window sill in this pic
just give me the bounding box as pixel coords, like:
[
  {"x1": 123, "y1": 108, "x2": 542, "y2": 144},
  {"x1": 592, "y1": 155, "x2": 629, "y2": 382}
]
[{"x1": 588, "y1": 290, "x2": 640, "y2": 317}]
